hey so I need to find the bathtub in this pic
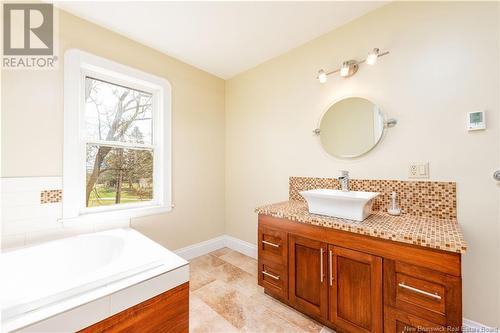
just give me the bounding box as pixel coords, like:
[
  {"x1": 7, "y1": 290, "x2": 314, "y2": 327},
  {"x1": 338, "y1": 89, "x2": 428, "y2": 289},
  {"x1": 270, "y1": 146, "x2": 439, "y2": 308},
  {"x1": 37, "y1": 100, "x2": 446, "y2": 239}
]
[{"x1": 1, "y1": 228, "x2": 189, "y2": 332}]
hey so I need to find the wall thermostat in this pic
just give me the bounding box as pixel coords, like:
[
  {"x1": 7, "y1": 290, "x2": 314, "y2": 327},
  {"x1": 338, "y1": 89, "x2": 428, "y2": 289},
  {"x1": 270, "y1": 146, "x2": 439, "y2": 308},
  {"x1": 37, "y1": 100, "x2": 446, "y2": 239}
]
[{"x1": 467, "y1": 111, "x2": 486, "y2": 131}]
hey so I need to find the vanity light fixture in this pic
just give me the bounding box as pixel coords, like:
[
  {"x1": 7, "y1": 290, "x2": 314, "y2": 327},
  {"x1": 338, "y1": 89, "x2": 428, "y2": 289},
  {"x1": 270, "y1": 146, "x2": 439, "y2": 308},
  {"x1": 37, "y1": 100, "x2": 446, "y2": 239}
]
[
  {"x1": 366, "y1": 48, "x2": 380, "y2": 65},
  {"x1": 318, "y1": 69, "x2": 327, "y2": 83},
  {"x1": 340, "y1": 60, "x2": 358, "y2": 77},
  {"x1": 317, "y1": 47, "x2": 389, "y2": 83}
]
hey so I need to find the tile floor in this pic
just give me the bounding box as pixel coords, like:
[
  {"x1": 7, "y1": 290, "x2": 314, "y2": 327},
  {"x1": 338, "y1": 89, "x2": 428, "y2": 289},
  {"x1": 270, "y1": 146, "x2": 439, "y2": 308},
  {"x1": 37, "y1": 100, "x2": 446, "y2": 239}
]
[{"x1": 189, "y1": 247, "x2": 335, "y2": 333}]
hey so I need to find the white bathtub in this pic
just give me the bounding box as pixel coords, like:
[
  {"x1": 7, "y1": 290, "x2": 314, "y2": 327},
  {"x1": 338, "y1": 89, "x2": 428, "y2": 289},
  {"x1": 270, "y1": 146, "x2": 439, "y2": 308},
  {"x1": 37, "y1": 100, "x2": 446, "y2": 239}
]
[{"x1": 1, "y1": 228, "x2": 189, "y2": 332}]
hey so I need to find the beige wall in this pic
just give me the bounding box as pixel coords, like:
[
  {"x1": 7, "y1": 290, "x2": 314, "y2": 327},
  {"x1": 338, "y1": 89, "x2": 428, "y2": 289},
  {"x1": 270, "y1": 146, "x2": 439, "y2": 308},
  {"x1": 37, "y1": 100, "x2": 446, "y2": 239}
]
[
  {"x1": 225, "y1": 2, "x2": 499, "y2": 326},
  {"x1": 1, "y1": 9, "x2": 226, "y2": 250}
]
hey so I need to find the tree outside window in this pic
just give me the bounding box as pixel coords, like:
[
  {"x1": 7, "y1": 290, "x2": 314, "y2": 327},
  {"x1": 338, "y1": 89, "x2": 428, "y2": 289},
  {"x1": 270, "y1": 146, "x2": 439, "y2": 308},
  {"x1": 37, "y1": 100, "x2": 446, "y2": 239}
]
[{"x1": 84, "y1": 77, "x2": 154, "y2": 207}]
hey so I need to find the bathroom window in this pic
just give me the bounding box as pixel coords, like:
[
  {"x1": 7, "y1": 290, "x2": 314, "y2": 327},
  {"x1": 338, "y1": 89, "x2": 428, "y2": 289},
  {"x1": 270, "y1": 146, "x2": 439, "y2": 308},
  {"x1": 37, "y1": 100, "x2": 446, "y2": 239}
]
[
  {"x1": 85, "y1": 78, "x2": 154, "y2": 208},
  {"x1": 63, "y1": 50, "x2": 171, "y2": 223}
]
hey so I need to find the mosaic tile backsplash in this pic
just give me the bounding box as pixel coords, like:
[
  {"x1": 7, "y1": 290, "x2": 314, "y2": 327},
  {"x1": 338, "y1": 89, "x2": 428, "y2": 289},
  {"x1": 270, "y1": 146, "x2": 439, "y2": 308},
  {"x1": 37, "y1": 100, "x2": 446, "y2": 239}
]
[
  {"x1": 289, "y1": 177, "x2": 456, "y2": 220},
  {"x1": 40, "y1": 189, "x2": 63, "y2": 204}
]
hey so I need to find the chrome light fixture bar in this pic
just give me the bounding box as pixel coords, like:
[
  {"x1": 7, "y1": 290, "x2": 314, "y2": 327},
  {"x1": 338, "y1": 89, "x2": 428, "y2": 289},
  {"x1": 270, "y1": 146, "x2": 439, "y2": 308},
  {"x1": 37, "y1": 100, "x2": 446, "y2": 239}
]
[{"x1": 317, "y1": 48, "x2": 389, "y2": 83}]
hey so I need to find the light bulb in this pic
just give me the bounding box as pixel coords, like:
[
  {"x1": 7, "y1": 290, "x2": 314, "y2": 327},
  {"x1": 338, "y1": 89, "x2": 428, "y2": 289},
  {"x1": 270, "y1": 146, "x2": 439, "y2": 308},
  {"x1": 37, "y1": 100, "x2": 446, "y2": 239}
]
[
  {"x1": 318, "y1": 69, "x2": 327, "y2": 83},
  {"x1": 340, "y1": 61, "x2": 350, "y2": 77},
  {"x1": 366, "y1": 48, "x2": 380, "y2": 65}
]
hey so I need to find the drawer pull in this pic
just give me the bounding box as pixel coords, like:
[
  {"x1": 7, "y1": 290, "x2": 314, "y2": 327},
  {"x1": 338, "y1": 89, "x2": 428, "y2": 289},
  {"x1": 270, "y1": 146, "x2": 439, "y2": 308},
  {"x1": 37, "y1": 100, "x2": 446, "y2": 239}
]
[
  {"x1": 262, "y1": 270, "x2": 280, "y2": 280},
  {"x1": 398, "y1": 282, "x2": 442, "y2": 300},
  {"x1": 262, "y1": 240, "x2": 280, "y2": 248}
]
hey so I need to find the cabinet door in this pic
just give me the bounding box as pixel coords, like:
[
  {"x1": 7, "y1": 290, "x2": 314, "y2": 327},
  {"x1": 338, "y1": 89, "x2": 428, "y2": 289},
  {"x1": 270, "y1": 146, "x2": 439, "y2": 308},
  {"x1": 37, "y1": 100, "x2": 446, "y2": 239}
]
[
  {"x1": 329, "y1": 246, "x2": 382, "y2": 333},
  {"x1": 289, "y1": 235, "x2": 328, "y2": 320}
]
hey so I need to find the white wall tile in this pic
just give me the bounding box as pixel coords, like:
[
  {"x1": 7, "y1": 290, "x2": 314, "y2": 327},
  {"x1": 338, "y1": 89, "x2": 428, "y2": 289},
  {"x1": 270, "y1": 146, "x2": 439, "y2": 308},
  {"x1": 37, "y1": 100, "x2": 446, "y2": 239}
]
[
  {"x1": 25, "y1": 224, "x2": 94, "y2": 245},
  {"x1": 1, "y1": 233, "x2": 26, "y2": 250},
  {"x1": 1, "y1": 177, "x2": 64, "y2": 248},
  {"x1": 1, "y1": 192, "x2": 41, "y2": 207},
  {"x1": 93, "y1": 218, "x2": 130, "y2": 232},
  {"x1": 1, "y1": 177, "x2": 135, "y2": 249},
  {"x1": 2, "y1": 217, "x2": 62, "y2": 235},
  {"x1": 1, "y1": 177, "x2": 62, "y2": 193},
  {"x1": 2, "y1": 204, "x2": 62, "y2": 222}
]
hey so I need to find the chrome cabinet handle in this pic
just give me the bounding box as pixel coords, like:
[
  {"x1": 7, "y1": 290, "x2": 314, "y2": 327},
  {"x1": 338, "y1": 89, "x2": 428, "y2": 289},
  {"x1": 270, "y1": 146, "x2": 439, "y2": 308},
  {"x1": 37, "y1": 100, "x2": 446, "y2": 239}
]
[
  {"x1": 329, "y1": 250, "x2": 333, "y2": 286},
  {"x1": 262, "y1": 270, "x2": 280, "y2": 280},
  {"x1": 262, "y1": 240, "x2": 280, "y2": 248},
  {"x1": 320, "y1": 248, "x2": 324, "y2": 283},
  {"x1": 398, "y1": 282, "x2": 442, "y2": 300}
]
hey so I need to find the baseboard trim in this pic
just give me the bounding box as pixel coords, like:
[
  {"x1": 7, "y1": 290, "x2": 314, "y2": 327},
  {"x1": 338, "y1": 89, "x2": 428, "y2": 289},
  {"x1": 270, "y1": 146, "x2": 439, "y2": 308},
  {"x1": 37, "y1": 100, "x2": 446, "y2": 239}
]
[
  {"x1": 174, "y1": 234, "x2": 257, "y2": 261},
  {"x1": 225, "y1": 235, "x2": 257, "y2": 259},
  {"x1": 174, "y1": 236, "x2": 496, "y2": 331},
  {"x1": 174, "y1": 235, "x2": 227, "y2": 260},
  {"x1": 463, "y1": 318, "x2": 498, "y2": 331}
]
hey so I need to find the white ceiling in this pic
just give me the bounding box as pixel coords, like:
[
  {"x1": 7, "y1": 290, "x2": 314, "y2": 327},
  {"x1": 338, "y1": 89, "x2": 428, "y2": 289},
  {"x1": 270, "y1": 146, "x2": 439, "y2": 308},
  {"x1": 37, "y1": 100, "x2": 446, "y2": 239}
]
[{"x1": 58, "y1": 1, "x2": 386, "y2": 79}]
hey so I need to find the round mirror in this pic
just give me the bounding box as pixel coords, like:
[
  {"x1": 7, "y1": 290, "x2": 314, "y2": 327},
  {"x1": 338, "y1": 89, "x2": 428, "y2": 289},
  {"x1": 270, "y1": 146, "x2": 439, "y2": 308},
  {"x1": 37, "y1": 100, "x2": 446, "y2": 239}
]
[{"x1": 319, "y1": 97, "x2": 385, "y2": 158}]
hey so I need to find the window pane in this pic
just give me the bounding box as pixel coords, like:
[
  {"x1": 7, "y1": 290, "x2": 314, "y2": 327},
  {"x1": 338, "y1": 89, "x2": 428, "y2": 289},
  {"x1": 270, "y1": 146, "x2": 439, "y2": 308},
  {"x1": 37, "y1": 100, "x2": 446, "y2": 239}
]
[
  {"x1": 85, "y1": 77, "x2": 153, "y2": 144},
  {"x1": 86, "y1": 145, "x2": 153, "y2": 207}
]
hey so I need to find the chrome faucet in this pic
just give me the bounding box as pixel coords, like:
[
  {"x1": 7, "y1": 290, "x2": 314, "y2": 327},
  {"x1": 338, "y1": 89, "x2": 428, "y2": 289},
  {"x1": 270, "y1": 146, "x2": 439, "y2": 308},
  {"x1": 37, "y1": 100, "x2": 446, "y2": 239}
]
[{"x1": 338, "y1": 170, "x2": 349, "y2": 192}]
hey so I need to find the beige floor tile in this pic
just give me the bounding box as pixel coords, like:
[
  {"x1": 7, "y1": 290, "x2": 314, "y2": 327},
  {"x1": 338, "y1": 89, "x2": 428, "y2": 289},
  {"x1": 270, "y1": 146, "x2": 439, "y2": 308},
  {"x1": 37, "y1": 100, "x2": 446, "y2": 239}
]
[
  {"x1": 219, "y1": 251, "x2": 258, "y2": 277},
  {"x1": 319, "y1": 325, "x2": 336, "y2": 333},
  {"x1": 190, "y1": 293, "x2": 240, "y2": 333},
  {"x1": 240, "y1": 308, "x2": 307, "y2": 333},
  {"x1": 194, "y1": 280, "x2": 304, "y2": 332},
  {"x1": 241, "y1": 261, "x2": 258, "y2": 277},
  {"x1": 208, "y1": 263, "x2": 261, "y2": 297},
  {"x1": 190, "y1": 268, "x2": 216, "y2": 291},
  {"x1": 209, "y1": 247, "x2": 233, "y2": 258},
  {"x1": 250, "y1": 291, "x2": 323, "y2": 333},
  {"x1": 189, "y1": 252, "x2": 336, "y2": 333},
  {"x1": 190, "y1": 253, "x2": 226, "y2": 272}
]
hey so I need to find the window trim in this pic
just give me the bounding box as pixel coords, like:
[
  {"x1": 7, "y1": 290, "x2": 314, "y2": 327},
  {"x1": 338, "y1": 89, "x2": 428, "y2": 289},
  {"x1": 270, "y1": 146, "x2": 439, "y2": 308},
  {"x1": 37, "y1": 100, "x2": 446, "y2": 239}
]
[{"x1": 62, "y1": 49, "x2": 172, "y2": 224}]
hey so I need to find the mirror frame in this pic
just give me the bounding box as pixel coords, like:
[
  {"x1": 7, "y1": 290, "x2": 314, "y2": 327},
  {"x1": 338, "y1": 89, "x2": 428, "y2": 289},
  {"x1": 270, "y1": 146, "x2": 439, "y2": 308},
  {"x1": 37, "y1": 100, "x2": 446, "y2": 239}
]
[{"x1": 314, "y1": 95, "x2": 396, "y2": 159}]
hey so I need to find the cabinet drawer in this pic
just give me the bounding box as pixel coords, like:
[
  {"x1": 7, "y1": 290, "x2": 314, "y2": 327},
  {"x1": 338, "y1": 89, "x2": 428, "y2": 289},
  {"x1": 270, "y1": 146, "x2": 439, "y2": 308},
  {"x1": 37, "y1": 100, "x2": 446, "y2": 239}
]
[
  {"x1": 258, "y1": 259, "x2": 288, "y2": 300},
  {"x1": 396, "y1": 272, "x2": 445, "y2": 315},
  {"x1": 384, "y1": 260, "x2": 462, "y2": 328},
  {"x1": 384, "y1": 306, "x2": 444, "y2": 333},
  {"x1": 258, "y1": 226, "x2": 287, "y2": 264}
]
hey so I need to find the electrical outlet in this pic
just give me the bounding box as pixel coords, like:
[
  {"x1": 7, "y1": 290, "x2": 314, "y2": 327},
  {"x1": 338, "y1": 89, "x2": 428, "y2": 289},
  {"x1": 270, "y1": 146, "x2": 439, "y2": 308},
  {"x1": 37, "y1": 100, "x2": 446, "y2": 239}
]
[{"x1": 409, "y1": 162, "x2": 429, "y2": 179}]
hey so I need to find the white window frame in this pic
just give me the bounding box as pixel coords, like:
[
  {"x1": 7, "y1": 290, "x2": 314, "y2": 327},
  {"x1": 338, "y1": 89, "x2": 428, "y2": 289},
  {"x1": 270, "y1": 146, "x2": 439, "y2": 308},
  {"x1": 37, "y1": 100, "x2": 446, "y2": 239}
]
[{"x1": 62, "y1": 49, "x2": 172, "y2": 224}]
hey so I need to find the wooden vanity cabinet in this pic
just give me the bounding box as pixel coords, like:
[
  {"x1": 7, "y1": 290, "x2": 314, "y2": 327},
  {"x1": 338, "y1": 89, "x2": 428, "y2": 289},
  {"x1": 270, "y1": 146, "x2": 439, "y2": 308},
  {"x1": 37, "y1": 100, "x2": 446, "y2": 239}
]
[{"x1": 257, "y1": 214, "x2": 463, "y2": 333}]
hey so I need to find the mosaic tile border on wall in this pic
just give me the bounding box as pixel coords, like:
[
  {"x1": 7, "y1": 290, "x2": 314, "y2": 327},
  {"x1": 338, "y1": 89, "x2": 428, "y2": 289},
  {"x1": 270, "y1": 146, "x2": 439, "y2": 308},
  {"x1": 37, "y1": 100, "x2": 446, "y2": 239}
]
[
  {"x1": 40, "y1": 189, "x2": 63, "y2": 204},
  {"x1": 289, "y1": 177, "x2": 457, "y2": 220}
]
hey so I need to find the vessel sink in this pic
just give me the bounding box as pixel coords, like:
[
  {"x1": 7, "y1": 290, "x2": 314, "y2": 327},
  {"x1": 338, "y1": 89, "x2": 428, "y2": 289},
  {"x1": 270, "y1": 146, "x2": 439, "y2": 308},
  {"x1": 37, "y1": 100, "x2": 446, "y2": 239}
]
[{"x1": 299, "y1": 189, "x2": 380, "y2": 221}]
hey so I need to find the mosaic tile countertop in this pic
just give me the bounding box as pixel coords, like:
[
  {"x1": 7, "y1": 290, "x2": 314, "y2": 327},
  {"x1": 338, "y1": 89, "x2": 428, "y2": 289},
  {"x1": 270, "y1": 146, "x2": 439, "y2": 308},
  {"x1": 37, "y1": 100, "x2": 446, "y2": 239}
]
[{"x1": 255, "y1": 200, "x2": 467, "y2": 254}]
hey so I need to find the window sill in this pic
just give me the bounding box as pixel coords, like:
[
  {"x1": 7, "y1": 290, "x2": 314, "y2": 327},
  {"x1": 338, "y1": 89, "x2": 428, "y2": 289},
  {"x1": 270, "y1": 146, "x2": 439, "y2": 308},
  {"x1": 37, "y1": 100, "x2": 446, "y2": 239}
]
[{"x1": 59, "y1": 204, "x2": 173, "y2": 227}]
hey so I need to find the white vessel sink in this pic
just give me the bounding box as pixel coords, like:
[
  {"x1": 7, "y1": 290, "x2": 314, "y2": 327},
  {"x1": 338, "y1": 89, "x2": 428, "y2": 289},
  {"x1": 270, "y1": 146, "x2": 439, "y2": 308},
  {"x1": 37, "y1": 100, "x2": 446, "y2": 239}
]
[{"x1": 300, "y1": 189, "x2": 380, "y2": 221}]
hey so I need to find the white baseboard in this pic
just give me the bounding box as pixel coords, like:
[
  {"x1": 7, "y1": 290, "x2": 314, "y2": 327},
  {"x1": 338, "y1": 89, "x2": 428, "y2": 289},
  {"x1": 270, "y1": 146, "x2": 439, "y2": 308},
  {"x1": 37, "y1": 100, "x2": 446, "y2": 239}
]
[
  {"x1": 225, "y1": 235, "x2": 257, "y2": 259},
  {"x1": 174, "y1": 236, "x2": 497, "y2": 331},
  {"x1": 174, "y1": 234, "x2": 257, "y2": 261},
  {"x1": 174, "y1": 235, "x2": 227, "y2": 260},
  {"x1": 463, "y1": 318, "x2": 498, "y2": 331}
]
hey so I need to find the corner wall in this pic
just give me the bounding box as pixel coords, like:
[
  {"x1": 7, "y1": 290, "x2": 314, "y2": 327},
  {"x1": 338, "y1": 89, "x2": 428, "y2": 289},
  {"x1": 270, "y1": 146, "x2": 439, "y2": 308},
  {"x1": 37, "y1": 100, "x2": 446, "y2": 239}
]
[{"x1": 225, "y1": 2, "x2": 500, "y2": 326}]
